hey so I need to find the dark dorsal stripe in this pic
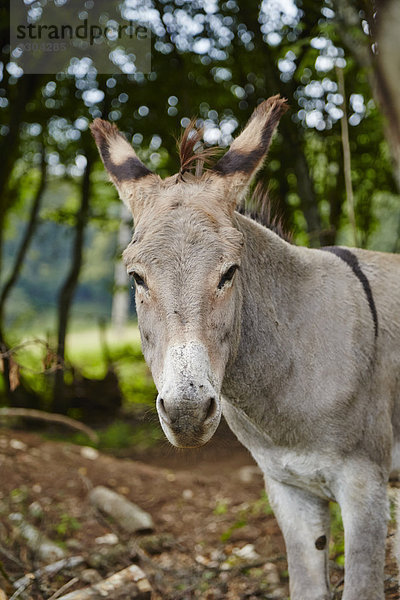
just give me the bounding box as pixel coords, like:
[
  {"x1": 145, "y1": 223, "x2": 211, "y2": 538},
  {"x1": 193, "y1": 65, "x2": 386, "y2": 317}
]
[{"x1": 322, "y1": 246, "x2": 378, "y2": 338}]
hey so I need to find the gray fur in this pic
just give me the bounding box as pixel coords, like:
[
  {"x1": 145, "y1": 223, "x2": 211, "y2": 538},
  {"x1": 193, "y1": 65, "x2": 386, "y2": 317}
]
[{"x1": 92, "y1": 98, "x2": 400, "y2": 600}]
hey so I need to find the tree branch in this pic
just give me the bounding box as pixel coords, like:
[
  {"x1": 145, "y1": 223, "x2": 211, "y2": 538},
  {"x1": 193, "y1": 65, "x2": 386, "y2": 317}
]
[{"x1": 0, "y1": 408, "x2": 98, "y2": 443}]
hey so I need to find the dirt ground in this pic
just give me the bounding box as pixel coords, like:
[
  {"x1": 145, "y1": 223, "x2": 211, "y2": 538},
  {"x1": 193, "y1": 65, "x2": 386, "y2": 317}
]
[{"x1": 0, "y1": 420, "x2": 398, "y2": 600}]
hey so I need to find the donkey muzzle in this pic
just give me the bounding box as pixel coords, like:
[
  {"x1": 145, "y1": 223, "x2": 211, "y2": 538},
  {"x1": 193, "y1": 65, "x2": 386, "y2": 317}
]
[{"x1": 156, "y1": 342, "x2": 222, "y2": 448}]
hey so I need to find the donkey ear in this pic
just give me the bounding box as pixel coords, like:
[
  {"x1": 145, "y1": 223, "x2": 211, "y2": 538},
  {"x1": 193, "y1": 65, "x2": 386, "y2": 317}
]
[
  {"x1": 212, "y1": 95, "x2": 288, "y2": 208},
  {"x1": 90, "y1": 119, "x2": 156, "y2": 212}
]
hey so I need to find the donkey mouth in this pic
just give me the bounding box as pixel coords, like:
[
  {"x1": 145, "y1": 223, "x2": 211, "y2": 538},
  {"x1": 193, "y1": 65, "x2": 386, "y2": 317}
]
[
  {"x1": 156, "y1": 395, "x2": 222, "y2": 448},
  {"x1": 161, "y1": 423, "x2": 220, "y2": 448}
]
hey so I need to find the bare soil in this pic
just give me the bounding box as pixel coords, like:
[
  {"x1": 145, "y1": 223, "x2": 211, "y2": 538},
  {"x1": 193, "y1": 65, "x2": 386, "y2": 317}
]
[{"x1": 0, "y1": 421, "x2": 398, "y2": 599}]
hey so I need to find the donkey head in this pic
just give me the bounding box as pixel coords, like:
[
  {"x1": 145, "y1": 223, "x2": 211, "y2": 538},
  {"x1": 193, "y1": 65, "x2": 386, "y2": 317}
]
[{"x1": 91, "y1": 96, "x2": 287, "y2": 448}]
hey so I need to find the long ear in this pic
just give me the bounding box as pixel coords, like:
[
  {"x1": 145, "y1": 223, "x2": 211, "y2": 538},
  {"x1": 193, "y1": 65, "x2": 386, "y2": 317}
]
[
  {"x1": 212, "y1": 95, "x2": 288, "y2": 208},
  {"x1": 90, "y1": 119, "x2": 156, "y2": 212}
]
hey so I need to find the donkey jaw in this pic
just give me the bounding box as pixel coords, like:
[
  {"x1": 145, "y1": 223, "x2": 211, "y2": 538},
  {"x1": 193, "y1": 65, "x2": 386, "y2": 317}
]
[{"x1": 155, "y1": 341, "x2": 223, "y2": 448}]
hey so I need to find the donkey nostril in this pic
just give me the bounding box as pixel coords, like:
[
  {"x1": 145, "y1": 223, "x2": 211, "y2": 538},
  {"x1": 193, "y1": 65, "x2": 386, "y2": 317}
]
[
  {"x1": 205, "y1": 397, "x2": 218, "y2": 422},
  {"x1": 157, "y1": 396, "x2": 170, "y2": 423}
]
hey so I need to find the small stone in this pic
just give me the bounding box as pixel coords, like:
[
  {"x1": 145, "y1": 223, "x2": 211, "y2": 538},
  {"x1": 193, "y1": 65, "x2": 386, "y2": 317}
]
[
  {"x1": 237, "y1": 465, "x2": 262, "y2": 483},
  {"x1": 87, "y1": 544, "x2": 128, "y2": 569},
  {"x1": 28, "y1": 501, "x2": 43, "y2": 519},
  {"x1": 263, "y1": 561, "x2": 280, "y2": 585},
  {"x1": 95, "y1": 533, "x2": 119, "y2": 545},
  {"x1": 66, "y1": 538, "x2": 83, "y2": 551},
  {"x1": 9, "y1": 512, "x2": 22, "y2": 524},
  {"x1": 182, "y1": 489, "x2": 193, "y2": 500},
  {"x1": 138, "y1": 533, "x2": 174, "y2": 555},
  {"x1": 233, "y1": 543, "x2": 260, "y2": 561},
  {"x1": 80, "y1": 446, "x2": 99, "y2": 460},
  {"x1": 270, "y1": 589, "x2": 286, "y2": 599},
  {"x1": 210, "y1": 549, "x2": 225, "y2": 562},
  {"x1": 80, "y1": 568, "x2": 102, "y2": 584},
  {"x1": 10, "y1": 439, "x2": 27, "y2": 451},
  {"x1": 87, "y1": 552, "x2": 103, "y2": 569}
]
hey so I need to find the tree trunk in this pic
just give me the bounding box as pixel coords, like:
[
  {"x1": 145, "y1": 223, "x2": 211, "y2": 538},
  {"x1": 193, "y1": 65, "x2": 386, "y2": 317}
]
[
  {"x1": 333, "y1": 0, "x2": 400, "y2": 192},
  {"x1": 53, "y1": 155, "x2": 92, "y2": 413},
  {"x1": 0, "y1": 150, "x2": 47, "y2": 399},
  {"x1": 374, "y1": 0, "x2": 400, "y2": 190},
  {"x1": 0, "y1": 74, "x2": 43, "y2": 278}
]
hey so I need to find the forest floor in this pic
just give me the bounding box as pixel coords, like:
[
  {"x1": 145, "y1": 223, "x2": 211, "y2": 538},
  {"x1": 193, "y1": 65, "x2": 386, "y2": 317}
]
[{"x1": 0, "y1": 420, "x2": 398, "y2": 599}]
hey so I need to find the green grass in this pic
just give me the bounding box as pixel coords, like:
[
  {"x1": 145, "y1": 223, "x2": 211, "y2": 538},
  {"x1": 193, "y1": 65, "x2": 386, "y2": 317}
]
[{"x1": 329, "y1": 502, "x2": 345, "y2": 566}]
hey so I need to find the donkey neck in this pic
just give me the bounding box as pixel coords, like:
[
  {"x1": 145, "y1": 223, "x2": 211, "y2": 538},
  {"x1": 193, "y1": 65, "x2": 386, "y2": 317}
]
[{"x1": 223, "y1": 213, "x2": 311, "y2": 418}]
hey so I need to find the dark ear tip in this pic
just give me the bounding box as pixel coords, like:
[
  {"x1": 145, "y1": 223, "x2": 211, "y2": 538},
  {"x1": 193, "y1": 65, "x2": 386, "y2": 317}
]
[
  {"x1": 90, "y1": 118, "x2": 119, "y2": 143},
  {"x1": 255, "y1": 95, "x2": 290, "y2": 117}
]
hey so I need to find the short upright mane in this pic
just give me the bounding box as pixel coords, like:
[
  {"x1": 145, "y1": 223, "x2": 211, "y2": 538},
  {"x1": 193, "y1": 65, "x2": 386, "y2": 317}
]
[
  {"x1": 239, "y1": 182, "x2": 292, "y2": 243},
  {"x1": 178, "y1": 120, "x2": 291, "y2": 241},
  {"x1": 178, "y1": 119, "x2": 219, "y2": 175}
]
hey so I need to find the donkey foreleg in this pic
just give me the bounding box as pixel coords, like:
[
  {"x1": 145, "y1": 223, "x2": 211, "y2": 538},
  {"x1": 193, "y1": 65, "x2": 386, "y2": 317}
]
[
  {"x1": 265, "y1": 476, "x2": 331, "y2": 600},
  {"x1": 335, "y1": 464, "x2": 388, "y2": 600}
]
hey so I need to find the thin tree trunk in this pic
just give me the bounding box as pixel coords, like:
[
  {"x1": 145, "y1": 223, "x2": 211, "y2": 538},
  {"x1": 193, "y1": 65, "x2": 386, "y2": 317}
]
[
  {"x1": 333, "y1": 0, "x2": 400, "y2": 192},
  {"x1": 374, "y1": 0, "x2": 400, "y2": 191},
  {"x1": 336, "y1": 66, "x2": 359, "y2": 247},
  {"x1": 0, "y1": 150, "x2": 47, "y2": 398},
  {"x1": 53, "y1": 155, "x2": 92, "y2": 413},
  {"x1": 292, "y1": 143, "x2": 322, "y2": 245},
  {"x1": 0, "y1": 75, "x2": 43, "y2": 277}
]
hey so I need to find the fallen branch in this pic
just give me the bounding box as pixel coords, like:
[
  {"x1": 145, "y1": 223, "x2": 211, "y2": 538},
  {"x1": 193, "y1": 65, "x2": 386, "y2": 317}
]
[
  {"x1": 9, "y1": 513, "x2": 65, "y2": 564},
  {"x1": 13, "y1": 556, "x2": 84, "y2": 591},
  {"x1": 56, "y1": 565, "x2": 152, "y2": 600},
  {"x1": 0, "y1": 409, "x2": 98, "y2": 443},
  {"x1": 89, "y1": 486, "x2": 153, "y2": 533}
]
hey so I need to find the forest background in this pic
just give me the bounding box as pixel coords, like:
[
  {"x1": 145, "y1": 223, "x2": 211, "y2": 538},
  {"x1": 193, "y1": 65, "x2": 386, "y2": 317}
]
[{"x1": 1, "y1": 0, "x2": 399, "y2": 437}]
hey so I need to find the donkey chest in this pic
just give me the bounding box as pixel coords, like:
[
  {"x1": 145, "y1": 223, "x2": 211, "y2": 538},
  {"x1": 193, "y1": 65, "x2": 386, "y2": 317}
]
[{"x1": 222, "y1": 397, "x2": 337, "y2": 500}]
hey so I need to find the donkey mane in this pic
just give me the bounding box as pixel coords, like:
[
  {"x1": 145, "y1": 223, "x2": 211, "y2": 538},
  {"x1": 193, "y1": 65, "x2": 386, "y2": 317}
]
[
  {"x1": 238, "y1": 181, "x2": 292, "y2": 243},
  {"x1": 178, "y1": 121, "x2": 291, "y2": 242},
  {"x1": 178, "y1": 118, "x2": 220, "y2": 176}
]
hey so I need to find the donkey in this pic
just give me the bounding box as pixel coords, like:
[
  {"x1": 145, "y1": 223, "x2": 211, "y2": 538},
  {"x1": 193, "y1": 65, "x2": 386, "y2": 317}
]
[{"x1": 91, "y1": 95, "x2": 400, "y2": 600}]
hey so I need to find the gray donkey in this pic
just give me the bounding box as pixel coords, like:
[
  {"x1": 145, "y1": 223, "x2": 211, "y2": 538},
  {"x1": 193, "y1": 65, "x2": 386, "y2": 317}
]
[{"x1": 91, "y1": 96, "x2": 400, "y2": 600}]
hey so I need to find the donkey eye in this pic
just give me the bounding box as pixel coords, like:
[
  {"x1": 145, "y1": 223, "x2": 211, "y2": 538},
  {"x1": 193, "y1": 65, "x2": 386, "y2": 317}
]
[
  {"x1": 130, "y1": 271, "x2": 147, "y2": 289},
  {"x1": 218, "y1": 265, "x2": 238, "y2": 289}
]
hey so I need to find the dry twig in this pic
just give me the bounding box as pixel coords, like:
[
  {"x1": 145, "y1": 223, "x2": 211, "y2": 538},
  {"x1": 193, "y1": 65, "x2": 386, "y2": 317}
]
[
  {"x1": 56, "y1": 565, "x2": 152, "y2": 600},
  {"x1": 48, "y1": 577, "x2": 79, "y2": 600},
  {"x1": 13, "y1": 556, "x2": 84, "y2": 591},
  {"x1": 0, "y1": 409, "x2": 98, "y2": 443}
]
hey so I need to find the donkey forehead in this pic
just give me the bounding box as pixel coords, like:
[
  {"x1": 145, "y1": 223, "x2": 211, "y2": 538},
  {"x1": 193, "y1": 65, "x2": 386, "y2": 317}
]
[{"x1": 123, "y1": 195, "x2": 243, "y2": 270}]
